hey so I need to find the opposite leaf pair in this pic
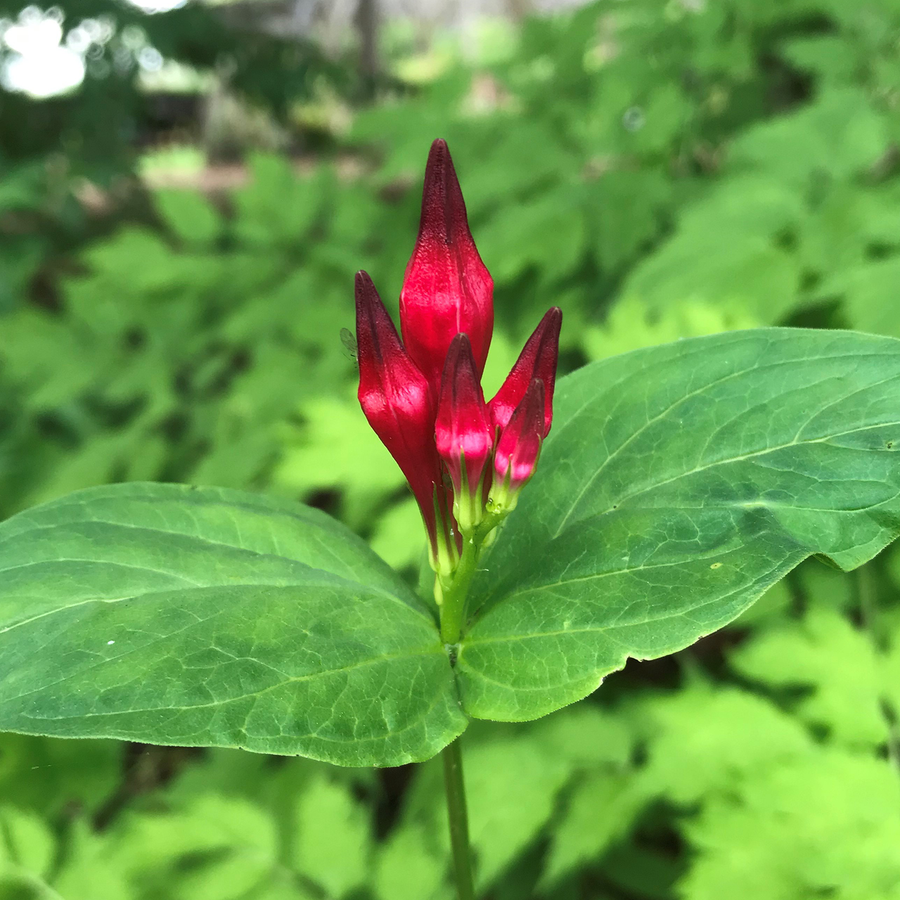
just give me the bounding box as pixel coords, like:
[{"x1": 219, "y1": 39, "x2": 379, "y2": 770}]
[{"x1": 355, "y1": 140, "x2": 562, "y2": 580}]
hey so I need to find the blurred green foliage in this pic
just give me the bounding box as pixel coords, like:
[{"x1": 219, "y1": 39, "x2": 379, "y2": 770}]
[{"x1": 2, "y1": 0, "x2": 900, "y2": 896}]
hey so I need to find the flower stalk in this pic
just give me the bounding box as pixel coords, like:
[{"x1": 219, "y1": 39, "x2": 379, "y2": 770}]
[
  {"x1": 438, "y1": 533, "x2": 479, "y2": 645},
  {"x1": 442, "y1": 737, "x2": 476, "y2": 900},
  {"x1": 354, "y1": 138, "x2": 563, "y2": 900},
  {"x1": 354, "y1": 138, "x2": 561, "y2": 616}
]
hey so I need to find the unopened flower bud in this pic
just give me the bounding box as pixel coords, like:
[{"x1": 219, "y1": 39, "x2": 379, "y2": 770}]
[
  {"x1": 490, "y1": 378, "x2": 545, "y2": 515},
  {"x1": 435, "y1": 334, "x2": 493, "y2": 534},
  {"x1": 489, "y1": 307, "x2": 561, "y2": 437},
  {"x1": 355, "y1": 270, "x2": 443, "y2": 553},
  {"x1": 400, "y1": 139, "x2": 494, "y2": 390}
]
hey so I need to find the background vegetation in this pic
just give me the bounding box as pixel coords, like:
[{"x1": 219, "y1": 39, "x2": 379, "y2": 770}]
[{"x1": 2, "y1": 0, "x2": 900, "y2": 897}]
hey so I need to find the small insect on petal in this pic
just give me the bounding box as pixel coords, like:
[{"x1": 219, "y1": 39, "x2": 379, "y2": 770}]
[{"x1": 340, "y1": 327, "x2": 358, "y2": 363}]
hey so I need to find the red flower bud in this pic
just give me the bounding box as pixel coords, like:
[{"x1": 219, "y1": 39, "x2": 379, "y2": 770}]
[
  {"x1": 355, "y1": 141, "x2": 564, "y2": 582},
  {"x1": 489, "y1": 307, "x2": 561, "y2": 439},
  {"x1": 355, "y1": 270, "x2": 442, "y2": 548},
  {"x1": 491, "y1": 378, "x2": 545, "y2": 513},
  {"x1": 400, "y1": 139, "x2": 494, "y2": 390},
  {"x1": 435, "y1": 333, "x2": 494, "y2": 532}
]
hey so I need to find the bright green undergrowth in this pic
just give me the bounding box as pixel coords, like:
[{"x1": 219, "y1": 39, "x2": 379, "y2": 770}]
[{"x1": 2, "y1": 0, "x2": 900, "y2": 896}]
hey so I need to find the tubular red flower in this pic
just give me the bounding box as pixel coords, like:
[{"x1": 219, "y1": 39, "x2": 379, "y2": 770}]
[
  {"x1": 400, "y1": 139, "x2": 494, "y2": 390},
  {"x1": 492, "y1": 378, "x2": 545, "y2": 509},
  {"x1": 354, "y1": 140, "x2": 564, "y2": 580},
  {"x1": 355, "y1": 270, "x2": 442, "y2": 548},
  {"x1": 488, "y1": 307, "x2": 561, "y2": 438},
  {"x1": 435, "y1": 334, "x2": 494, "y2": 532}
]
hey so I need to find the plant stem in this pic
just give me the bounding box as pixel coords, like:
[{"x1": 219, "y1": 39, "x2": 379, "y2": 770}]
[
  {"x1": 442, "y1": 737, "x2": 476, "y2": 900},
  {"x1": 440, "y1": 535, "x2": 478, "y2": 643},
  {"x1": 435, "y1": 517, "x2": 503, "y2": 898}
]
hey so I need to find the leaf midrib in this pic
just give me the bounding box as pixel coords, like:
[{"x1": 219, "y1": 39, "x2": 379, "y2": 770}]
[
  {"x1": 0, "y1": 569, "x2": 427, "y2": 638},
  {"x1": 0, "y1": 491, "x2": 409, "y2": 607},
  {"x1": 9, "y1": 646, "x2": 443, "y2": 712},
  {"x1": 11, "y1": 669, "x2": 459, "y2": 762},
  {"x1": 472, "y1": 473, "x2": 900, "y2": 621},
  {"x1": 552, "y1": 351, "x2": 900, "y2": 539},
  {"x1": 462, "y1": 560, "x2": 789, "y2": 650},
  {"x1": 0, "y1": 487, "x2": 335, "y2": 544},
  {"x1": 599, "y1": 422, "x2": 900, "y2": 517}
]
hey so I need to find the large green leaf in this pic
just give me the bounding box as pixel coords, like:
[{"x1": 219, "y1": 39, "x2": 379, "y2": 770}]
[
  {"x1": 0, "y1": 484, "x2": 465, "y2": 766},
  {"x1": 458, "y1": 329, "x2": 900, "y2": 721}
]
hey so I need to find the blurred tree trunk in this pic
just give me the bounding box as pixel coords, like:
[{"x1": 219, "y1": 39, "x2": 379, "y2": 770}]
[
  {"x1": 356, "y1": 0, "x2": 380, "y2": 99},
  {"x1": 506, "y1": 0, "x2": 535, "y2": 19}
]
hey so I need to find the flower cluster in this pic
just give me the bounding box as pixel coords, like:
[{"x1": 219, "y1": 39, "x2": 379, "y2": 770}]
[{"x1": 355, "y1": 139, "x2": 561, "y2": 582}]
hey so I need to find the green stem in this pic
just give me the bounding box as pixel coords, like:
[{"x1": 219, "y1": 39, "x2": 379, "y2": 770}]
[
  {"x1": 442, "y1": 737, "x2": 476, "y2": 900},
  {"x1": 440, "y1": 535, "x2": 478, "y2": 644},
  {"x1": 435, "y1": 516, "x2": 505, "y2": 898}
]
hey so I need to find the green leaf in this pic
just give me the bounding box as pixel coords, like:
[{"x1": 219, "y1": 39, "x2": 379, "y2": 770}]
[
  {"x1": 530, "y1": 705, "x2": 632, "y2": 770},
  {"x1": 680, "y1": 750, "x2": 900, "y2": 900},
  {"x1": 583, "y1": 296, "x2": 757, "y2": 362},
  {"x1": 729, "y1": 577, "x2": 792, "y2": 628},
  {"x1": 292, "y1": 776, "x2": 371, "y2": 897},
  {"x1": 727, "y1": 88, "x2": 889, "y2": 186},
  {"x1": 541, "y1": 770, "x2": 647, "y2": 887},
  {"x1": 465, "y1": 736, "x2": 571, "y2": 888},
  {"x1": 476, "y1": 188, "x2": 585, "y2": 286},
  {"x1": 621, "y1": 230, "x2": 799, "y2": 324},
  {"x1": 393, "y1": 726, "x2": 574, "y2": 890},
  {"x1": 779, "y1": 36, "x2": 858, "y2": 86},
  {"x1": 110, "y1": 795, "x2": 279, "y2": 900},
  {"x1": 369, "y1": 497, "x2": 427, "y2": 572},
  {"x1": 820, "y1": 257, "x2": 900, "y2": 339},
  {"x1": 374, "y1": 824, "x2": 450, "y2": 900},
  {"x1": 677, "y1": 174, "x2": 804, "y2": 238},
  {"x1": 636, "y1": 687, "x2": 813, "y2": 805},
  {"x1": 731, "y1": 608, "x2": 888, "y2": 747},
  {"x1": 0, "y1": 734, "x2": 121, "y2": 816},
  {"x1": 154, "y1": 190, "x2": 221, "y2": 245},
  {"x1": 273, "y1": 395, "x2": 408, "y2": 528},
  {"x1": 582, "y1": 170, "x2": 671, "y2": 273},
  {"x1": 232, "y1": 156, "x2": 328, "y2": 246},
  {"x1": 458, "y1": 329, "x2": 900, "y2": 721},
  {"x1": 796, "y1": 183, "x2": 871, "y2": 279},
  {"x1": 0, "y1": 483, "x2": 465, "y2": 767},
  {"x1": 0, "y1": 806, "x2": 55, "y2": 877},
  {"x1": 54, "y1": 819, "x2": 134, "y2": 900}
]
